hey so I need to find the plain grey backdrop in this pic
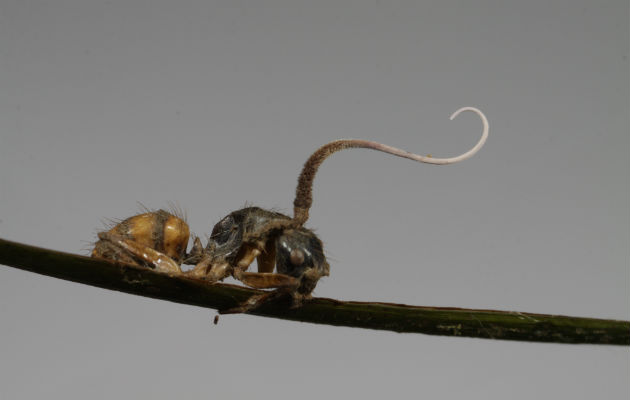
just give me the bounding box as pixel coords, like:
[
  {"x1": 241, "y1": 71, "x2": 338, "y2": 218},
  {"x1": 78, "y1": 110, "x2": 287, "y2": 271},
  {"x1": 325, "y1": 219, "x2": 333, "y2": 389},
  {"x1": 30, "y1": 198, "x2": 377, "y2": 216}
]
[{"x1": 1, "y1": 1, "x2": 628, "y2": 399}]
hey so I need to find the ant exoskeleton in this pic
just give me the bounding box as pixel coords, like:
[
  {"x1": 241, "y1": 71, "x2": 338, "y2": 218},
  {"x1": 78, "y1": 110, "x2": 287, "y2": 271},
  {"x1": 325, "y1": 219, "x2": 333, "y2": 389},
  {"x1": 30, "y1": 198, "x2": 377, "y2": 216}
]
[{"x1": 92, "y1": 107, "x2": 489, "y2": 314}]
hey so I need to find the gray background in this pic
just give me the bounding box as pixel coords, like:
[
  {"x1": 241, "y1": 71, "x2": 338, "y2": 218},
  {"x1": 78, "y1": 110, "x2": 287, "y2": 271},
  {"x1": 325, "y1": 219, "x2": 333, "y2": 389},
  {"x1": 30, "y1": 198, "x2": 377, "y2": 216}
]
[{"x1": 1, "y1": 1, "x2": 628, "y2": 399}]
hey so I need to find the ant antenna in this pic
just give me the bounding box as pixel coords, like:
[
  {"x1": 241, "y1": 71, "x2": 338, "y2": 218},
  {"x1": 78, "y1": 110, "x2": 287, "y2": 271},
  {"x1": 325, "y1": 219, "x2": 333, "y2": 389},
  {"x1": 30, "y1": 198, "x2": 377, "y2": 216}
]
[{"x1": 293, "y1": 106, "x2": 489, "y2": 224}]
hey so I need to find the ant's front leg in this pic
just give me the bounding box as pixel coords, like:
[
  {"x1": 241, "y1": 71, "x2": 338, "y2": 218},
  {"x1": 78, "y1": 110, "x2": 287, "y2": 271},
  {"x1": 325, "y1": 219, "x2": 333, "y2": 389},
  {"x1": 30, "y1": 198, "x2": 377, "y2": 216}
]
[{"x1": 96, "y1": 232, "x2": 182, "y2": 274}]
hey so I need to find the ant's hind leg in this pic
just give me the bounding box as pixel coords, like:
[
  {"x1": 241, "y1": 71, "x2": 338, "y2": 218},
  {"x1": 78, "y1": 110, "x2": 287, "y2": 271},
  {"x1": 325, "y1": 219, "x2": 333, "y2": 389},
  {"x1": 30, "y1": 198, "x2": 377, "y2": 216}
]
[
  {"x1": 219, "y1": 287, "x2": 295, "y2": 315},
  {"x1": 96, "y1": 232, "x2": 183, "y2": 274},
  {"x1": 234, "y1": 271, "x2": 300, "y2": 290},
  {"x1": 219, "y1": 272, "x2": 300, "y2": 314}
]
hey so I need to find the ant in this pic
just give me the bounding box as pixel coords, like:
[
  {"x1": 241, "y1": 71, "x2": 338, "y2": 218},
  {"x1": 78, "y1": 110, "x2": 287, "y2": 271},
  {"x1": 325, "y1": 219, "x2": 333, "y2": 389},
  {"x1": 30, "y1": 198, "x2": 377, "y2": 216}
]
[{"x1": 92, "y1": 107, "x2": 489, "y2": 314}]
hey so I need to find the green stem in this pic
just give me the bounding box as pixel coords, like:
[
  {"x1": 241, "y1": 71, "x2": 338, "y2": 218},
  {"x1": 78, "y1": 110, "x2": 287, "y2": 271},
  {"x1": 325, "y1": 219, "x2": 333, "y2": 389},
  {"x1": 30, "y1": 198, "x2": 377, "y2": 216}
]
[{"x1": 1, "y1": 237, "x2": 628, "y2": 345}]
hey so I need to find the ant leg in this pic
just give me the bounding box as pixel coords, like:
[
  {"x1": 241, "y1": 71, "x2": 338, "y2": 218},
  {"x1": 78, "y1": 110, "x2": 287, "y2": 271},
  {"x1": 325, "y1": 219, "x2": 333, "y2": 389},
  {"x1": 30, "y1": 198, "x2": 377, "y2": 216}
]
[
  {"x1": 96, "y1": 232, "x2": 182, "y2": 274},
  {"x1": 219, "y1": 272, "x2": 300, "y2": 314},
  {"x1": 219, "y1": 287, "x2": 295, "y2": 315},
  {"x1": 234, "y1": 271, "x2": 300, "y2": 289},
  {"x1": 186, "y1": 255, "x2": 232, "y2": 282},
  {"x1": 187, "y1": 243, "x2": 263, "y2": 281},
  {"x1": 219, "y1": 291, "x2": 277, "y2": 315},
  {"x1": 256, "y1": 240, "x2": 276, "y2": 273},
  {"x1": 182, "y1": 236, "x2": 204, "y2": 265}
]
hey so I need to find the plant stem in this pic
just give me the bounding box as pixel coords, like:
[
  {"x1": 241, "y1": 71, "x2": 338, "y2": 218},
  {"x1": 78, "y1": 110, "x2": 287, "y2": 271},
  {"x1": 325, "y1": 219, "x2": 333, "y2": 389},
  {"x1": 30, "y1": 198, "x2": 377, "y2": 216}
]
[{"x1": 1, "y1": 238, "x2": 628, "y2": 345}]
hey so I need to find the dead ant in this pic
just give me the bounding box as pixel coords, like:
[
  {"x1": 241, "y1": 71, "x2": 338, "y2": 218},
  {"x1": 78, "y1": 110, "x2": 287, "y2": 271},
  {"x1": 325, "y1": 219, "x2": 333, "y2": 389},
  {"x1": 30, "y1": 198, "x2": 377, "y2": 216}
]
[{"x1": 93, "y1": 107, "x2": 489, "y2": 314}]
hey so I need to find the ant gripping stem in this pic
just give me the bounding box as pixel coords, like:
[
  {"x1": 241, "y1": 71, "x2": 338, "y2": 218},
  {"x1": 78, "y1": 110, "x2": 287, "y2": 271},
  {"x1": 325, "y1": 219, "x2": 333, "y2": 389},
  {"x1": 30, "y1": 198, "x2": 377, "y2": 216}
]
[{"x1": 292, "y1": 106, "x2": 489, "y2": 225}]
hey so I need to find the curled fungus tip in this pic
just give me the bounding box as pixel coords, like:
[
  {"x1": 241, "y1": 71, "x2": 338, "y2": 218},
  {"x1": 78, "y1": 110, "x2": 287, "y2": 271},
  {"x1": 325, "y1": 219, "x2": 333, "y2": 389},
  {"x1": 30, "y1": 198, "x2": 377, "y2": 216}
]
[
  {"x1": 442, "y1": 106, "x2": 489, "y2": 164},
  {"x1": 292, "y1": 106, "x2": 490, "y2": 224}
]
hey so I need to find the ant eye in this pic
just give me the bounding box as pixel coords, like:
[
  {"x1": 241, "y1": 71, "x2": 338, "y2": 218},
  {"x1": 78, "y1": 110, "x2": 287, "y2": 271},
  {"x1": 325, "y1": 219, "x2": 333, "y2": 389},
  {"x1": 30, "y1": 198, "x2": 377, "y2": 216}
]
[{"x1": 290, "y1": 249, "x2": 305, "y2": 266}]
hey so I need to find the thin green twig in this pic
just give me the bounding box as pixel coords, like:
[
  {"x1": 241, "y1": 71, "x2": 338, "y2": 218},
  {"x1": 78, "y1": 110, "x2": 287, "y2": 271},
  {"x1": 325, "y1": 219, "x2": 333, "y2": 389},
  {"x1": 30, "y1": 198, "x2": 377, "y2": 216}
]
[{"x1": 1, "y1": 237, "x2": 628, "y2": 345}]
